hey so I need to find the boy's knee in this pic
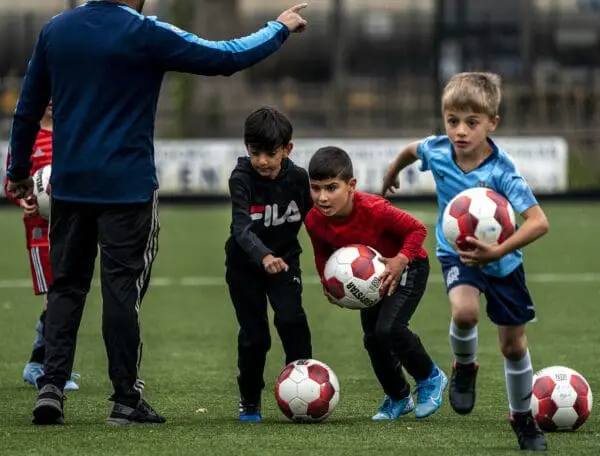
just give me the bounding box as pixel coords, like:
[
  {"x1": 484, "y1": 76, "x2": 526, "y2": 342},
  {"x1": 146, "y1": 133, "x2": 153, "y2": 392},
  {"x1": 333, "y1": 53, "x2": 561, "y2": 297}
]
[
  {"x1": 449, "y1": 286, "x2": 480, "y2": 328},
  {"x1": 498, "y1": 325, "x2": 528, "y2": 360},
  {"x1": 452, "y1": 308, "x2": 479, "y2": 328},
  {"x1": 274, "y1": 309, "x2": 307, "y2": 328},
  {"x1": 500, "y1": 336, "x2": 528, "y2": 360},
  {"x1": 374, "y1": 322, "x2": 410, "y2": 349},
  {"x1": 240, "y1": 332, "x2": 271, "y2": 353},
  {"x1": 363, "y1": 332, "x2": 379, "y2": 352},
  {"x1": 374, "y1": 325, "x2": 391, "y2": 347}
]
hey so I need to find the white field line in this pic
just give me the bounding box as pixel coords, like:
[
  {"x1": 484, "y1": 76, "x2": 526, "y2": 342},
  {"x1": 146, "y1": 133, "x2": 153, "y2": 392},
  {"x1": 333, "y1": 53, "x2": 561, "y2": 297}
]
[{"x1": 0, "y1": 273, "x2": 599, "y2": 289}]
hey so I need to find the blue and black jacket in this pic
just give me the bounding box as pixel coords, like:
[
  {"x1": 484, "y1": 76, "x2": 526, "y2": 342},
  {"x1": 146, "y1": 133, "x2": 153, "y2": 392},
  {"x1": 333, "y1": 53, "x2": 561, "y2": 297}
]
[{"x1": 8, "y1": 1, "x2": 290, "y2": 203}]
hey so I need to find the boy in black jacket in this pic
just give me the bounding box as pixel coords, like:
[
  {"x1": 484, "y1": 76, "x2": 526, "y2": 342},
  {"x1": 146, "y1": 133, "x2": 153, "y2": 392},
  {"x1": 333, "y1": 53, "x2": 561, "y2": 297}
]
[{"x1": 225, "y1": 107, "x2": 313, "y2": 422}]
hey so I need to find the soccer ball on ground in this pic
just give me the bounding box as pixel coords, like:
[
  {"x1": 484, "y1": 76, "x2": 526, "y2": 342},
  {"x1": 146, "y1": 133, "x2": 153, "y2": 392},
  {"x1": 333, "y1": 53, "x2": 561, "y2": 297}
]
[
  {"x1": 531, "y1": 365, "x2": 593, "y2": 431},
  {"x1": 274, "y1": 359, "x2": 340, "y2": 423},
  {"x1": 323, "y1": 244, "x2": 385, "y2": 310},
  {"x1": 442, "y1": 187, "x2": 516, "y2": 251},
  {"x1": 32, "y1": 165, "x2": 52, "y2": 219}
]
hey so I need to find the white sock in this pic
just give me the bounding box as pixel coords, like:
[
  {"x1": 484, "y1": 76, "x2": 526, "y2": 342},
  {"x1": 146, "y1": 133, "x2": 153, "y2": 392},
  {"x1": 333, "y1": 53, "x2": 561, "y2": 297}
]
[
  {"x1": 504, "y1": 350, "x2": 533, "y2": 413},
  {"x1": 449, "y1": 320, "x2": 477, "y2": 365}
]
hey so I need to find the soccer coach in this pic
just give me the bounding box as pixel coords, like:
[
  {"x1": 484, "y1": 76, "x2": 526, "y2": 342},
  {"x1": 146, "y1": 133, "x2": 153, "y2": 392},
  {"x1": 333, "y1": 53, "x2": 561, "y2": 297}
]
[{"x1": 6, "y1": 0, "x2": 309, "y2": 426}]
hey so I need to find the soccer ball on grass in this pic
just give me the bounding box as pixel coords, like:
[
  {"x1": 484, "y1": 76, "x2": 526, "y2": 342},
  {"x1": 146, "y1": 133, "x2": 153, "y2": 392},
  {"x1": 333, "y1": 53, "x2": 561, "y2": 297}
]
[{"x1": 274, "y1": 359, "x2": 340, "y2": 423}]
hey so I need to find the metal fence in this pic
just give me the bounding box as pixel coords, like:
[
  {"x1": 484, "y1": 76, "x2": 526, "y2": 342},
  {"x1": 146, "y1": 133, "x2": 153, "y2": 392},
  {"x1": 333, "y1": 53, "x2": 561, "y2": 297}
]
[{"x1": 0, "y1": 0, "x2": 599, "y2": 190}]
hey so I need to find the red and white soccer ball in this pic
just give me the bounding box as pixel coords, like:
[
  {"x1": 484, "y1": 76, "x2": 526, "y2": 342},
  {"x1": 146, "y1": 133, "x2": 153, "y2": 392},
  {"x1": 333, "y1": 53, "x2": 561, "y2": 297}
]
[
  {"x1": 531, "y1": 366, "x2": 593, "y2": 431},
  {"x1": 274, "y1": 359, "x2": 340, "y2": 423},
  {"x1": 442, "y1": 187, "x2": 516, "y2": 251},
  {"x1": 32, "y1": 164, "x2": 52, "y2": 220},
  {"x1": 323, "y1": 244, "x2": 385, "y2": 310}
]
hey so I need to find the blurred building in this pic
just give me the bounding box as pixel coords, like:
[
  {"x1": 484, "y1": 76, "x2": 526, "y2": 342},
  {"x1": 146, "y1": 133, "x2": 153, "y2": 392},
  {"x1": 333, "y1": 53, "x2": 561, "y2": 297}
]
[{"x1": 0, "y1": 0, "x2": 599, "y2": 185}]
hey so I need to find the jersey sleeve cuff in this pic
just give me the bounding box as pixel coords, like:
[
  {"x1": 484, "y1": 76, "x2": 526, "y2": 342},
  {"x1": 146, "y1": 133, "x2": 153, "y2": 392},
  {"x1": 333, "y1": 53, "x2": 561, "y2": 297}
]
[
  {"x1": 270, "y1": 20, "x2": 291, "y2": 38},
  {"x1": 7, "y1": 168, "x2": 30, "y2": 182},
  {"x1": 398, "y1": 249, "x2": 414, "y2": 262},
  {"x1": 252, "y1": 248, "x2": 274, "y2": 266}
]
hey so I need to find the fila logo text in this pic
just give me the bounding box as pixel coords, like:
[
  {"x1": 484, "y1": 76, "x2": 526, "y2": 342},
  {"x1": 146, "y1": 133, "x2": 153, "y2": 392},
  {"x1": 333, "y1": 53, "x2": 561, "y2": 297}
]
[{"x1": 250, "y1": 201, "x2": 301, "y2": 227}]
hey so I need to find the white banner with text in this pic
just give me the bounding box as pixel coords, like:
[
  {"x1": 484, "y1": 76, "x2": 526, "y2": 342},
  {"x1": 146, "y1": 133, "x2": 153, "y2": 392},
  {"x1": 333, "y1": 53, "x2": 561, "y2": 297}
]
[{"x1": 0, "y1": 137, "x2": 568, "y2": 198}]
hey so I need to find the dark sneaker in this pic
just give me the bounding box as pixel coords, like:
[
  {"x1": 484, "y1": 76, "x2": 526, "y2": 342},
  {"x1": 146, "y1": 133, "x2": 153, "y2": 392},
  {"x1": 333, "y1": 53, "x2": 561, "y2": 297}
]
[
  {"x1": 449, "y1": 361, "x2": 479, "y2": 415},
  {"x1": 510, "y1": 411, "x2": 548, "y2": 451},
  {"x1": 32, "y1": 384, "x2": 64, "y2": 425},
  {"x1": 239, "y1": 398, "x2": 261, "y2": 422},
  {"x1": 106, "y1": 399, "x2": 166, "y2": 425}
]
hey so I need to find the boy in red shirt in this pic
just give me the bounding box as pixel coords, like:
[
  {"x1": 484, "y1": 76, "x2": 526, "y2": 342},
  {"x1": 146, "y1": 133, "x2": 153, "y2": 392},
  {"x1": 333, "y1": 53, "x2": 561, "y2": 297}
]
[
  {"x1": 4, "y1": 102, "x2": 80, "y2": 391},
  {"x1": 304, "y1": 146, "x2": 446, "y2": 420}
]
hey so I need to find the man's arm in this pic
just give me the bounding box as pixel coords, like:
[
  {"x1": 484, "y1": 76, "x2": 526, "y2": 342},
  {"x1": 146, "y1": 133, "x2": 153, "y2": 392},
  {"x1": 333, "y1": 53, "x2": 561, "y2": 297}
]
[
  {"x1": 150, "y1": 4, "x2": 307, "y2": 76},
  {"x1": 229, "y1": 175, "x2": 273, "y2": 266},
  {"x1": 8, "y1": 29, "x2": 50, "y2": 183},
  {"x1": 3, "y1": 152, "x2": 21, "y2": 206}
]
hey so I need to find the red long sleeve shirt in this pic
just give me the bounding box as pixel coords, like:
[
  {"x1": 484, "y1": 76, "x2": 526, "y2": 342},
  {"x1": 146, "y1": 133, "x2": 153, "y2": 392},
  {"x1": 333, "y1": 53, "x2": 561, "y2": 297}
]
[
  {"x1": 4, "y1": 128, "x2": 53, "y2": 206},
  {"x1": 304, "y1": 192, "x2": 428, "y2": 278}
]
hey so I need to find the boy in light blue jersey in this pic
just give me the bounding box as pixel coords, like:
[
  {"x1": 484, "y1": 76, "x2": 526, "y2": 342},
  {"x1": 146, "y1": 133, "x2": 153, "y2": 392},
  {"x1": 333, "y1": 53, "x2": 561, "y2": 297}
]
[{"x1": 382, "y1": 72, "x2": 549, "y2": 452}]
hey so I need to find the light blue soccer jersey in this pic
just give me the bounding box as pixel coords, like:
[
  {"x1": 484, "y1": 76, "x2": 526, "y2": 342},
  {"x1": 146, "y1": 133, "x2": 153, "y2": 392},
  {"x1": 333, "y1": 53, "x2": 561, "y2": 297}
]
[{"x1": 417, "y1": 135, "x2": 538, "y2": 277}]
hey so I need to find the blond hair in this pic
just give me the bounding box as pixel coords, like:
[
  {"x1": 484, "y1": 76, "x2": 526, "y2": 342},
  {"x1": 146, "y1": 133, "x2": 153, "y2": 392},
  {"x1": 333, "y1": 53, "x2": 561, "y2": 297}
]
[{"x1": 442, "y1": 72, "x2": 502, "y2": 117}]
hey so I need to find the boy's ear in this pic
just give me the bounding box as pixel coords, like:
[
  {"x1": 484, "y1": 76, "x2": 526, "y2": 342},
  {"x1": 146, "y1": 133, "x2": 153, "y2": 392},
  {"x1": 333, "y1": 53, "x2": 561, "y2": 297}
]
[
  {"x1": 283, "y1": 143, "x2": 293, "y2": 157},
  {"x1": 488, "y1": 115, "x2": 500, "y2": 132},
  {"x1": 348, "y1": 177, "x2": 357, "y2": 190},
  {"x1": 245, "y1": 145, "x2": 252, "y2": 156}
]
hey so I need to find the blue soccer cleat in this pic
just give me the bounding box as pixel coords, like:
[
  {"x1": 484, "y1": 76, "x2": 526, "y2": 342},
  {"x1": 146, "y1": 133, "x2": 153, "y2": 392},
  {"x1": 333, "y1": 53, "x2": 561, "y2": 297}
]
[
  {"x1": 65, "y1": 373, "x2": 80, "y2": 391},
  {"x1": 372, "y1": 395, "x2": 415, "y2": 421},
  {"x1": 23, "y1": 362, "x2": 81, "y2": 391},
  {"x1": 23, "y1": 362, "x2": 44, "y2": 388},
  {"x1": 414, "y1": 364, "x2": 448, "y2": 419},
  {"x1": 239, "y1": 399, "x2": 261, "y2": 422}
]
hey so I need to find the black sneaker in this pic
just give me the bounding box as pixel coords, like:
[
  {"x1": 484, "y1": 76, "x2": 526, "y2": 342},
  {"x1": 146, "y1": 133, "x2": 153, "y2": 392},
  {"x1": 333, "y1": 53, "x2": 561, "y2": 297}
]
[
  {"x1": 239, "y1": 398, "x2": 261, "y2": 422},
  {"x1": 106, "y1": 399, "x2": 166, "y2": 425},
  {"x1": 449, "y1": 361, "x2": 479, "y2": 415},
  {"x1": 510, "y1": 411, "x2": 548, "y2": 451},
  {"x1": 32, "y1": 384, "x2": 65, "y2": 425}
]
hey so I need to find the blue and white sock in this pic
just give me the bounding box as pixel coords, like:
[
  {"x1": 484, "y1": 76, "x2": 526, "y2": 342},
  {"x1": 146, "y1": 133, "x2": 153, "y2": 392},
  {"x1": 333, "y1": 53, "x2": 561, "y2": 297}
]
[
  {"x1": 505, "y1": 350, "x2": 533, "y2": 413},
  {"x1": 449, "y1": 320, "x2": 478, "y2": 365}
]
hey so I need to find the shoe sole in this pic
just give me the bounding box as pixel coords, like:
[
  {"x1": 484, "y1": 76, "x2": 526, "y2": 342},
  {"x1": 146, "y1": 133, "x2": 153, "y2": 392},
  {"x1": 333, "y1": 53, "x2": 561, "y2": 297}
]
[
  {"x1": 106, "y1": 418, "x2": 165, "y2": 426},
  {"x1": 32, "y1": 402, "x2": 64, "y2": 425},
  {"x1": 450, "y1": 401, "x2": 475, "y2": 415},
  {"x1": 415, "y1": 374, "x2": 449, "y2": 419},
  {"x1": 371, "y1": 403, "x2": 415, "y2": 421},
  {"x1": 520, "y1": 443, "x2": 548, "y2": 451}
]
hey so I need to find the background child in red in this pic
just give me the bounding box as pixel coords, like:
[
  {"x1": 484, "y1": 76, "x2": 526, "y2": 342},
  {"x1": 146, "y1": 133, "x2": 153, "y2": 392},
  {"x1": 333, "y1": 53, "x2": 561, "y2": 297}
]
[{"x1": 4, "y1": 102, "x2": 80, "y2": 391}]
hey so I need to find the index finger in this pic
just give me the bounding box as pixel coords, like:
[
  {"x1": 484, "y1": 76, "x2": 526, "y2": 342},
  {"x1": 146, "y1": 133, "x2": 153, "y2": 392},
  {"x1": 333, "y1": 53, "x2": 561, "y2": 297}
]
[
  {"x1": 464, "y1": 236, "x2": 486, "y2": 248},
  {"x1": 289, "y1": 3, "x2": 308, "y2": 12},
  {"x1": 378, "y1": 270, "x2": 390, "y2": 282},
  {"x1": 457, "y1": 250, "x2": 475, "y2": 259},
  {"x1": 387, "y1": 278, "x2": 399, "y2": 296}
]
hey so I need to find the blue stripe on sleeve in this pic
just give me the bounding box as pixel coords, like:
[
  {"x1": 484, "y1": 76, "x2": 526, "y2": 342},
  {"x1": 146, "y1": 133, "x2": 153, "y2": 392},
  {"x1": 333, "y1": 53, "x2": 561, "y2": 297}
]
[{"x1": 153, "y1": 20, "x2": 286, "y2": 53}]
